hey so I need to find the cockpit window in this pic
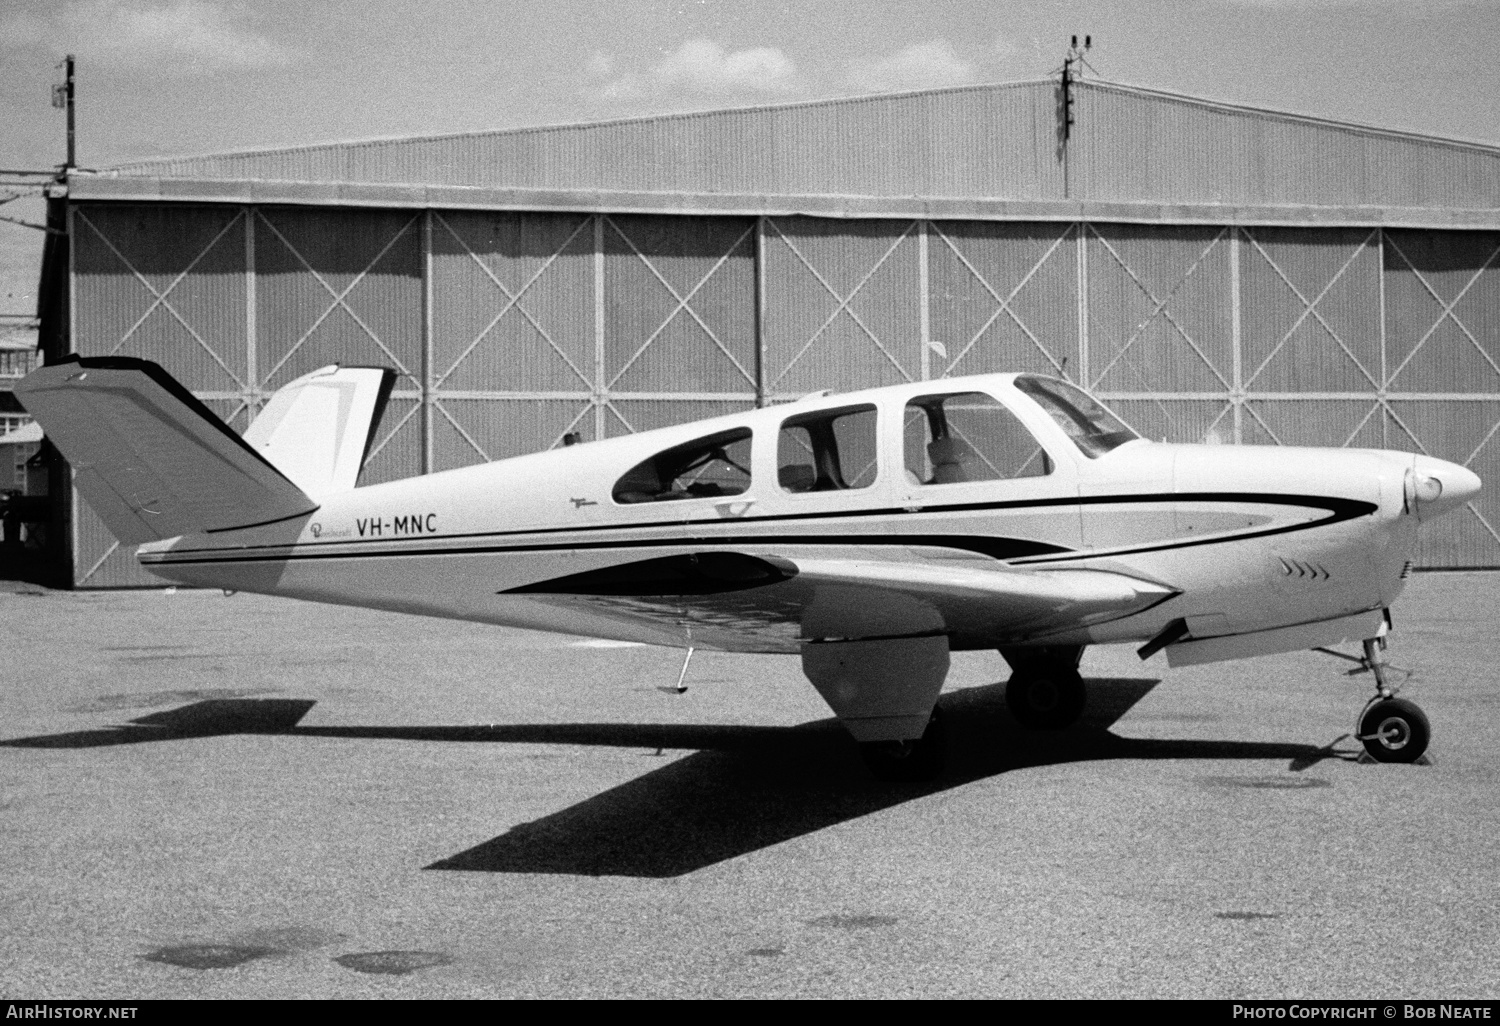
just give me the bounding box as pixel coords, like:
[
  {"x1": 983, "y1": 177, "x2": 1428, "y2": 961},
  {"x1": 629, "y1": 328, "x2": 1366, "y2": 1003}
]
[
  {"x1": 904, "y1": 391, "x2": 1051, "y2": 485},
  {"x1": 1013, "y1": 376, "x2": 1138, "y2": 458},
  {"x1": 612, "y1": 428, "x2": 752, "y2": 504},
  {"x1": 778, "y1": 404, "x2": 878, "y2": 492}
]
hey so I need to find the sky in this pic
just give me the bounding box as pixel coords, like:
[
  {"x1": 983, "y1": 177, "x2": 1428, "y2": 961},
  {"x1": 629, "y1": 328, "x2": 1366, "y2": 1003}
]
[{"x1": 3, "y1": 0, "x2": 1499, "y2": 311}]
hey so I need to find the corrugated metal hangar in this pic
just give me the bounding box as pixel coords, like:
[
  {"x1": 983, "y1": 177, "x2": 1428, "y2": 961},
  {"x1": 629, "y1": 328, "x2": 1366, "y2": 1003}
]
[{"x1": 31, "y1": 77, "x2": 1500, "y2": 586}]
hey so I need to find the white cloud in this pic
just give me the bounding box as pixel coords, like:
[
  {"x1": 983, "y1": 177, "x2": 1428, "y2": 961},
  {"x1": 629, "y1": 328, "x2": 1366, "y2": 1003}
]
[
  {"x1": 587, "y1": 36, "x2": 996, "y2": 107},
  {"x1": 655, "y1": 39, "x2": 799, "y2": 94},
  {"x1": 0, "y1": 1, "x2": 292, "y2": 73},
  {"x1": 589, "y1": 38, "x2": 801, "y2": 101},
  {"x1": 584, "y1": 50, "x2": 615, "y2": 83},
  {"x1": 844, "y1": 40, "x2": 978, "y2": 94}
]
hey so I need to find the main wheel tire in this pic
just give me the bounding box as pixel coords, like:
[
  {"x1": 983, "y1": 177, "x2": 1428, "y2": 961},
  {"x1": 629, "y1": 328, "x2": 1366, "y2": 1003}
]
[
  {"x1": 1359, "y1": 697, "x2": 1430, "y2": 764},
  {"x1": 859, "y1": 708, "x2": 946, "y2": 783},
  {"x1": 1006, "y1": 669, "x2": 1086, "y2": 730}
]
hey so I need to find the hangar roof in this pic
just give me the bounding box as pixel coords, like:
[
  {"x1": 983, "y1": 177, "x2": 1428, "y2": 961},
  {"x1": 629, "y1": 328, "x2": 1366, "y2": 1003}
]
[{"x1": 72, "y1": 78, "x2": 1500, "y2": 228}]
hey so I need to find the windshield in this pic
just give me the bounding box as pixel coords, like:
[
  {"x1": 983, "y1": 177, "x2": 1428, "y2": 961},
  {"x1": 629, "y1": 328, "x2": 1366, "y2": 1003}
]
[{"x1": 1013, "y1": 376, "x2": 1138, "y2": 458}]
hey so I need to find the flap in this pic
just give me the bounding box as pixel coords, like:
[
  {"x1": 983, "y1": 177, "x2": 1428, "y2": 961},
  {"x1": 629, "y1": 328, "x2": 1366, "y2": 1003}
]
[{"x1": 504, "y1": 551, "x2": 1176, "y2": 652}]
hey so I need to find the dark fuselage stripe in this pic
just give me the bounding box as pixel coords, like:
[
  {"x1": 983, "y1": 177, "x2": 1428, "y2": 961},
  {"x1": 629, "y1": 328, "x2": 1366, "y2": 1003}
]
[
  {"x1": 144, "y1": 533, "x2": 1070, "y2": 566},
  {"x1": 204, "y1": 508, "x2": 320, "y2": 534},
  {"x1": 151, "y1": 491, "x2": 1371, "y2": 557},
  {"x1": 140, "y1": 492, "x2": 1377, "y2": 568},
  {"x1": 1013, "y1": 494, "x2": 1377, "y2": 563}
]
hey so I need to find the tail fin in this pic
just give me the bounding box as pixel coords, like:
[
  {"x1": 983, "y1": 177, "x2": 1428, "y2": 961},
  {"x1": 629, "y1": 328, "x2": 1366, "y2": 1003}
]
[
  {"x1": 16, "y1": 356, "x2": 318, "y2": 543},
  {"x1": 242, "y1": 364, "x2": 393, "y2": 499}
]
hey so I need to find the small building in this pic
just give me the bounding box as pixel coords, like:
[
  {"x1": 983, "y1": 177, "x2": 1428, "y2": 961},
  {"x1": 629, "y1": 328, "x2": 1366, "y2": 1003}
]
[
  {"x1": 0, "y1": 420, "x2": 41, "y2": 491},
  {"x1": 0, "y1": 319, "x2": 41, "y2": 438},
  {"x1": 29, "y1": 77, "x2": 1500, "y2": 585}
]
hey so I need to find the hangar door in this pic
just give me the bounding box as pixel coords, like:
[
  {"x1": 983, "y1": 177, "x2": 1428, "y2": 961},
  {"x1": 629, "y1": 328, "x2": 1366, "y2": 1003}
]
[
  {"x1": 1084, "y1": 223, "x2": 1499, "y2": 569},
  {"x1": 760, "y1": 217, "x2": 1499, "y2": 568},
  {"x1": 428, "y1": 211, "x2": 756, "y2": 470},
  {"x1": 67, "y1": 204, "x2": 755, "y2": 586},
  {"x1": 66, "y1": 205, "x2": 1499, "y2": 584}
]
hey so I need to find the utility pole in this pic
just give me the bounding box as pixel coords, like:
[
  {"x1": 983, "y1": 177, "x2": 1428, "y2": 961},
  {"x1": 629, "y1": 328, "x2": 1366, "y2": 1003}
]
[
  {"x1": 51, "y1": 55, "x2": 75, "y2": 172},
  {"x1": 1059, "y1": 35, "x2": 1091, "y2": 199}
]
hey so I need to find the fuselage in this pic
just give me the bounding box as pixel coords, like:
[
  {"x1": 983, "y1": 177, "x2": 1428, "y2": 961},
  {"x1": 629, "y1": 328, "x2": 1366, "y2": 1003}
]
[{"x1": 137, "y1": 373, "x2": 1477, "y2": 655}]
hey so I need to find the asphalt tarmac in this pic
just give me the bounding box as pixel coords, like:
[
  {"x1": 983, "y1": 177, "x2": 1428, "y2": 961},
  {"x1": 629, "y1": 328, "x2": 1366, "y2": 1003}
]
[{"x1": 1, "y1": 573, "x2": 1497, "y2": 999}]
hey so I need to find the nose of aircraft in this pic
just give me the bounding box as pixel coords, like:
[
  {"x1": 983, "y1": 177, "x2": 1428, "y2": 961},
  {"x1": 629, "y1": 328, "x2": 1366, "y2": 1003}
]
[{"x1": 1408, "y1": 455, "x2": 1482, "y2": 521}]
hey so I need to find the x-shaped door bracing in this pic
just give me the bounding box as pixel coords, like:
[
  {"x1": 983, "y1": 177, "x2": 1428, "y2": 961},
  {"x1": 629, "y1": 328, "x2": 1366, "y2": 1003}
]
[
  {"x1": 1383, "y1": 232, "x2": 1500, "y2": 389},
  {"x1": 929, "y1": 222, "x2": 1074, "y2": 379},
  {"x1": 767, "y1": 219, "x2": 917, "y2": 392},
  {"x1": 430, "y1": 213, "x2": 595, "y2": 460},
  {"x1": 77, "y1": 208, "x2": 249, "y2": 411},
  {"x1": 1242, "y1": 228, "x2": 1381, "y2": 391},
  {"x1": 254, "y1": 212, "x2": 421, "y2": 466},
  {"x1": 1087, "y1": 226, "x2": 1231, "y2": 441},
  {"x1": 603, "y1": 218, "x2": 757, "y2": 435},
  {"x1": 1087, "y1": 226, "x2": 1232, "y2": 395}
]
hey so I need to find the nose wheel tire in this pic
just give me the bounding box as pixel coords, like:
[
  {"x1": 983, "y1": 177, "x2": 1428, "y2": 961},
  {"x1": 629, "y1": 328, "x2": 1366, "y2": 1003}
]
[
  {"x1": 859, "y1": 707, "x2": 946, "y2": 782},
  {"x1": 1358, "y1": 697, "x2": 1430, "y2": 764},
  {"x1": 1005, "y1": 669, "x2": 1086, "y2": 730}
]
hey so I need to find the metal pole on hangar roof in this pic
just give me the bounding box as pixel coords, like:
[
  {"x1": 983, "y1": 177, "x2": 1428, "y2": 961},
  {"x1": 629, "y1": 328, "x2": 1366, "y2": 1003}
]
[{"x1": 52, "y1": 55, "x2": 76, "y2": 173}]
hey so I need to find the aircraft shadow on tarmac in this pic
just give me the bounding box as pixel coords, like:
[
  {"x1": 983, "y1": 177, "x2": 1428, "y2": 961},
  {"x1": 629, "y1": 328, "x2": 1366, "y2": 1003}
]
[{"x1": 1, "y1": 677, "x2": 1362, "y2": 878}]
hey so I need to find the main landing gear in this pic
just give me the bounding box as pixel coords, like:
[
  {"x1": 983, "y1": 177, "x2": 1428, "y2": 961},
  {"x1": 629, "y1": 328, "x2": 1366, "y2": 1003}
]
[
  {"x1": 859, "y1": 706, "x2": 947, "y2": 783},
  {"x1": 1353, "y1": 633, "x2": 1430, "y2": 764},
  {"x1": 1001, "y1": 646, "x2": 1087, "y2": 730}
]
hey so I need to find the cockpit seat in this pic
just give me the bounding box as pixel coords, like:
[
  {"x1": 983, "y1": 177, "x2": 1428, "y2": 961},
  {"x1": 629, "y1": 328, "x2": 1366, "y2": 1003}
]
[
  {"x1": 927, "y1": 436, "x2": 973, "y2": 484},
  {"x1": 778, "y1": 464, "x2": 816, "y2": 492}
]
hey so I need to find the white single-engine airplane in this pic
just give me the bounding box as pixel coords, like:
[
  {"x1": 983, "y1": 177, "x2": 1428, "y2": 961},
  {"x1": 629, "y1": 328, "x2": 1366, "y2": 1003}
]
[{"x1": 18, "y1": 356, "x2": 1481, "y2": 779}]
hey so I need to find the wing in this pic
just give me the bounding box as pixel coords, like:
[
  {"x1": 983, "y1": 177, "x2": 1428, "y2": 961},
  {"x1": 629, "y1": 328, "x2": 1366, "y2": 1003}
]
[{"x1": 504, "y1": 551, "x2": 1177, "y2": 653}]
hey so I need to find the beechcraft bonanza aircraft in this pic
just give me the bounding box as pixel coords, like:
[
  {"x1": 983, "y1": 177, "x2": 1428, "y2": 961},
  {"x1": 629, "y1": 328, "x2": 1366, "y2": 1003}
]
[{"x1": 18, "y1": 357, "x2": 1482, "y2": 779}]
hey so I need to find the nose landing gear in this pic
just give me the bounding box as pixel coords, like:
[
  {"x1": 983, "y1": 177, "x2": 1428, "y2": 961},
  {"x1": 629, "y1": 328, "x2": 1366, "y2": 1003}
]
[
  {"x1": 1316, "y1": 623, "x2": 1430, "y2": 763},
  {"x1": 1357, "y1": 695, "x2": 1430, "y2": 763},
  {"x1": 1353, "y1": 634, "x2": 1430, "y2": 764}
]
